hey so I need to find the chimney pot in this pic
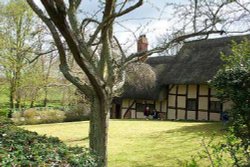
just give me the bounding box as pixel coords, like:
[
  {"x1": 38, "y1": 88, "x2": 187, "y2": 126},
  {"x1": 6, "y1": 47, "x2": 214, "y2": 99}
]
[{"x1": 137, "y1": 34, "x2": 148, "y2": 52}]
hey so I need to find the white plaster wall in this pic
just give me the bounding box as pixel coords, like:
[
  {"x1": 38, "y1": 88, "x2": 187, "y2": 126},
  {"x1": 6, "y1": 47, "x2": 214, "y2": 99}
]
[
  {"x1": 187, "y1": 111, "x2": 196, "y2": 120},
  {"x1": 168, "y1": 95, "x2": 176, "y2": 107},
  {"x1": 198, "y1": 111, "x2": 208, "y2": 121},
  {"x1": 169, "y1": 85, "x2": 176, "y2": 94},
  {"x1": 199, "y1": 84, "x2": 208, "y2": 95},
  {"x1": 162, "y1": 100, "x2": 167, "y2": 112},
  {"x1": 178, "y1": 85, "x2": 186, "y2": 94},
  {"x1": 137, "y1": 112, "x2": 144, "y2": 119},
  {"x1": 210, "y1": 97, "x2": 220, "y2": 101},
  {"x1": 131, "y1": 110, "x2": 136, "y2": 118},
  {"x1": 188, "y1": 85, "x2": 197, "y2": 98},
  {"x1": 199, "y1": 97, "x2": 208, "y2": 110},
  {"x1": 121, "y1": 109, "x2": 127, "y2": 118},
  {"x1": 177, "y1": 110, "x2": 185, "y2": 120},
  {"x1": 168, "y1": 109, "x2": 176, "y2": 119},
  {"x1": 210, "y1": 113, "x2": 220, "y2": 121},
  {"x1": 177, "y1": 96, "x2": 186, "y2": 108}
]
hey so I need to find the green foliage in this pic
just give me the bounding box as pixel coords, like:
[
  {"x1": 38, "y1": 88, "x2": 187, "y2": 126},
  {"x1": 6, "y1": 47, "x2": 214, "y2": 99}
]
[
  {"x1": 182, "y1": 39, "x2": 250, "y2": 167},
  {"x1": 12, "y1": 108, "x2": 66, "y2": 125},
  {"x1": 0, "y1": 117, "x2": 97, "y2": 166},
  {"x1": 221, "y1": 39, "x2": 250, "y2": 70},
  {"x1": 0, "y1": 108, "x2": 8, "y2": 117},
  {"x1": 0, "y1": 116, "x2": 14, "y2": 126},
  {"x1": 184, "y1": 39, "x2": 250, "y2": 167},
  {"x1": 211, "y1": 39, "x2": 250, "y2": 141},
  {"x1": 182, "y1": 131, "x2": 249, "y2": 167}
]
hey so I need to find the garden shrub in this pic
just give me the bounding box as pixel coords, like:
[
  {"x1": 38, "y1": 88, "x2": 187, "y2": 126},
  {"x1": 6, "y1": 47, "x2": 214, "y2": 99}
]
[
  {"x1": 0, "y1": 108, "x2": 8, "y2": 117},
  {"x1": 0, "y1": 116, "x2": 97, "y2": 166},
  {"x1": 0, "y1": 116, "x2": 13, "y2": 126},
  {"x1": 64, "y1": 103, "x2": 90, "y2": 122},
  {"x1": 12, "y1": 108, "x2": 66, "y2": 125},
  {"x1": 39, "y1": 109, "x2": 65, "y2": 123},
  {"x1": 181, "y1": 131, "x2": 249, "y2": 167}
]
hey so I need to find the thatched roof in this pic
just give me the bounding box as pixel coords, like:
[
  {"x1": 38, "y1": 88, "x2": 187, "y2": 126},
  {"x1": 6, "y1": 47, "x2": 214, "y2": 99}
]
[
  {"x1": 121, "y1": 34, "x2": 250, "y2": 100},
  {"x1": 148, "y1": 35, "x2": 250, "y2": 84},
  {"x1": 121, "y1": 62, "x2": 160, "y2": 100}
]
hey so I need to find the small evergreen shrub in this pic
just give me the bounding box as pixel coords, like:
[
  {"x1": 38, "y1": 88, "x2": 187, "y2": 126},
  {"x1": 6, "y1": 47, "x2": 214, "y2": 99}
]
[{"x1": 0, "y1": 117, "x2": 97, "y2": 166}]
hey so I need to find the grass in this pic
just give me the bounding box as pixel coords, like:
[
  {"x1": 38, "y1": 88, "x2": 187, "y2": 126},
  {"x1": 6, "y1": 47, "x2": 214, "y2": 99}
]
[{"x1": 22, "y1": 120, "x2": 223, "y2": 167}]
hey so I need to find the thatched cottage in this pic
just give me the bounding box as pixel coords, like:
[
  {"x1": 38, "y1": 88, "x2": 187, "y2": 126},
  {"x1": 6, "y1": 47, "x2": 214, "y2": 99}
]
[{"x1": 111, "y1": 35, "x2": 248, "y2": 121}]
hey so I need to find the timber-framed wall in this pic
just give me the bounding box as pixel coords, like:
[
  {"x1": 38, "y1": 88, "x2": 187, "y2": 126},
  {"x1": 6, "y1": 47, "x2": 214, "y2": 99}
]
[
  {"x1": 118, "y1": 84, "x2": 232, "y2": 121},
  {"x1": 166, "y1": 84, "x2": 222, "y2": 121}
]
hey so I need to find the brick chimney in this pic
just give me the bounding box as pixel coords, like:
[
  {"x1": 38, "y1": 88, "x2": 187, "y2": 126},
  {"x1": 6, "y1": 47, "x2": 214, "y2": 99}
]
[
  {"x1": 137, "y1": 35, "x2": 148, "y2": 62},
  {"x1": 137, "y1": 34, "x2": 148, "y2": 52}
]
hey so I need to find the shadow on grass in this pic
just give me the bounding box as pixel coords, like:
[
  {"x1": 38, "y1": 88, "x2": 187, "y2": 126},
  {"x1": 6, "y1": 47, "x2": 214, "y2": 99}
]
[
  {"x1": 134, "y1": 123, "x2": 224, "y2": 167},
  {"x1": 167, "y1": 122, "x2": 223, "y2": 136},
  {"x1": 64, "y1": 136, "x2": 89, "y2": 142},
  {"x1": 148, "y1": 122, "x2": 224, "y2": 140}
]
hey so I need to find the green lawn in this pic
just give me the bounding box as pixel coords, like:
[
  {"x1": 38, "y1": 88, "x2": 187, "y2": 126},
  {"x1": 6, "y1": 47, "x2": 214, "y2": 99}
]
[{"x1": 22, "y1": 120, "x2": 223, "y2": 167}]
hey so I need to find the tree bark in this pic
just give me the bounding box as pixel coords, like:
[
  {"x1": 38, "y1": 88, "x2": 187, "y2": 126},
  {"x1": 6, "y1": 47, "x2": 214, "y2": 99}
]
[
  {"x1": 43, "y1": 87, "x2": 48, "y2": 107},
  {"x1": 8, "y1": 82, "x2": 15, "y2": 118},
  {"x1": 89, "y1": 94, "x2": 111, "y2": 167},
  {"x1": 15, "y1": 65, "x2": 22, "y2": 109}
]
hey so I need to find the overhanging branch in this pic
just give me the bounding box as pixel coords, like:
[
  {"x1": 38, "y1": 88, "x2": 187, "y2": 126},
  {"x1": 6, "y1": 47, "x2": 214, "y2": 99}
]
[
  {"x1": 27, "y1": 0, "x2": 93, "y2": 98},
  {"x1": 125, "y1": 30, "x2": 225, "y2": 63},
  {"x1": 87, "y1": 0, "x2": 143, "y2": 45}
]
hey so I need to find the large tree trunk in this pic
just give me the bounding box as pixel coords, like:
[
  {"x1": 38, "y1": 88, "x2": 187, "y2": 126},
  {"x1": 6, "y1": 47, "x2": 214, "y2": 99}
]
[{"x1": 89, "y1": 95, "x2": 111, "y2": 167}]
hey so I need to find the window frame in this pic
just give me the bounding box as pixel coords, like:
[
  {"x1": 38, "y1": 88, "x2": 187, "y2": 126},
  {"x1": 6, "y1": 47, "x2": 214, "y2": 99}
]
[
  {"x1": 187, "y1": 98, "x2": 197, "y2": 111},
  {"x1": 210, "y1": 101, "x2": 222, "y2": 113}
]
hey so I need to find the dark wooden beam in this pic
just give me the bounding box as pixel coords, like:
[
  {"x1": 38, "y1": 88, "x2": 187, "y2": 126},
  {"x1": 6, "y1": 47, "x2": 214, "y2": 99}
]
[
  {"x1": 185, "y1": 84, "x2": 189, "y2": 120},
  {"x1": 175, "y1": 85, "x2": 179, "y2": 119},
  {"x1": 208, "y1": 88, "x2": 211, "y2": 121},
  {"x1": 166, "y1": 85, "x2": 170, "y2": 120},
  {"x1": 196, "y1": 84, "x2": 200, "y2": 120}
]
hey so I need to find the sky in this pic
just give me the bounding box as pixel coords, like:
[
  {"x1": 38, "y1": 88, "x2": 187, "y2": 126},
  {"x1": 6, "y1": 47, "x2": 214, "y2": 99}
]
[
  {"x1": 34, "y1": 0, "x2": 184, "y2": 51},
  {"x1": 33, "y1": 0, "x2": 250, "y2": 54},
  {"x1": 79, "y1": 0, "x2": 185, "y2": 51}
]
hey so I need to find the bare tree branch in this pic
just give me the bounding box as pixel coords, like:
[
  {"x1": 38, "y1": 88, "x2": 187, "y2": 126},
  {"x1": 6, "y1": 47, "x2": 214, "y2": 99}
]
[
  {"x1": 113, "y1": 0, "x2": 143, "y2": 18},
  {"x1": 113, "y1": 35, "x2": 126, "y2": 61},
  {"x1": 80, "y1": 18, "x2": 100, "y2": 31},
  {"x1": 125, "y1": 30, "x2": 225, "y2": 63},
  {"x1": 40, "y1": 0, "x2": 105, "y2": 97},
  {"x1": 27, "y1": 0, "x2": 93, "y2": 98},
  {"x1": 235, "y1": 0, "x2": 250, "y2": 14},
  {"x1": 87, "y1": 0, "x2": 143, "y2": 45}
]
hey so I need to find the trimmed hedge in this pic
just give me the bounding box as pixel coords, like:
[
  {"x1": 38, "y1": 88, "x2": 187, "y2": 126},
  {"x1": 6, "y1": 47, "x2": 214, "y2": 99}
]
[{"x1": 0, "y1": 117, "x2": 97, "y2": 166}]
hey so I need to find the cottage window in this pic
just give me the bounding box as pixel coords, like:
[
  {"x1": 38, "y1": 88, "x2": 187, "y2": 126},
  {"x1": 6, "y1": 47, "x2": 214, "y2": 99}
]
[
  {"x1": 187, "y1": 99, "x2": 197, "y2": 111},
  {"x1": 210, "y1": 101, "x2": 222, "y2": 113}
]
